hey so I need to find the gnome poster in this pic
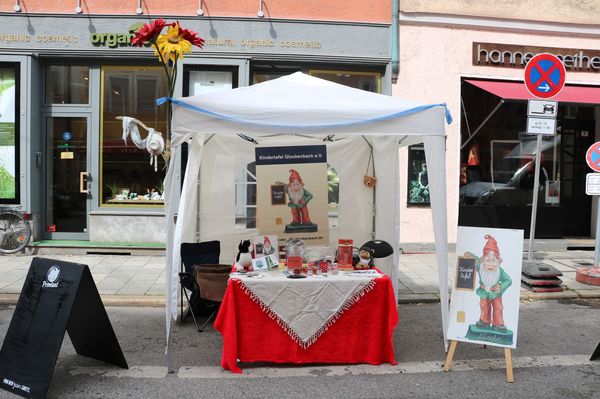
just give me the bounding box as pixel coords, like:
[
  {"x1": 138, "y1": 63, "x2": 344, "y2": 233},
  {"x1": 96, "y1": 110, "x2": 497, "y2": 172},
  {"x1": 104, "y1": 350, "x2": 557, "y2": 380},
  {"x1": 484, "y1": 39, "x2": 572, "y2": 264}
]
[
  {"x1": 447, "y1": 226, "x2": 524, "y2": 349},
  {"x1": 255, "y1": 145, "x2": 329, "y2": 246}
]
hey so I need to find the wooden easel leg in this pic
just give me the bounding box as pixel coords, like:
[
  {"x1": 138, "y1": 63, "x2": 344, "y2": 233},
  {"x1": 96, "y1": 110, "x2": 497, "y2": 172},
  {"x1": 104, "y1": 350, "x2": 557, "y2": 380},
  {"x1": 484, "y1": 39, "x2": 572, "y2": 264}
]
[
  {"x1": 504, "y1": 348, "x2": 514, "y2": 383},
  {"x1": 443, "y1": 340, "x2": 458, "y2": 371}
]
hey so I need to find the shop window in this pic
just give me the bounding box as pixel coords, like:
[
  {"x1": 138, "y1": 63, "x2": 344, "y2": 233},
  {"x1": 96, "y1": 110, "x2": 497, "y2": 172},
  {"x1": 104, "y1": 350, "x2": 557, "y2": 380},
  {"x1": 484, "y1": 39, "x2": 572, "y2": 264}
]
[
  {"x1": 407, "y1": 145, "x2": 430, "y2": 206},
  {"x1": 309, "y1": 70, "x2": 381, "y2": 93},
  {"x1": 235, "y1": 162, "x2": 257, "y2": 229},
  {"x1": 45, "y1": 65, "x2": 89, "y2": 104},
  {"x1": 458, "y1": 79, "x2": 576, "y2": 237},
  {"x1": 181, "y1": 66, "x2": 238, "y2": 188},
  {"x1": 100, "y1": 66, "x2": 168, "y2": 207},
  {"x1": 0, "y1": 64, "x2": 19, "y2": 203},
  {"x1": 187, "y1": 70, "x2": 234, "y2": 95}
]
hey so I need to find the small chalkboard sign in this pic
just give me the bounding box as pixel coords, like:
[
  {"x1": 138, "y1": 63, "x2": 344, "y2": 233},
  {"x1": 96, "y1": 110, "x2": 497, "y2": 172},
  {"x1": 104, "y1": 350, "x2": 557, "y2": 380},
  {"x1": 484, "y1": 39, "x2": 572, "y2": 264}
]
[
  {"x1": 455, "y1": 256, "x2": 477, "y2": 291},
  {"x1": 0, "y1": 257, "x2": 127, "y2": 399},
  {"x1": 270, "y1": 184, "x2": 286, "y2": 205}
]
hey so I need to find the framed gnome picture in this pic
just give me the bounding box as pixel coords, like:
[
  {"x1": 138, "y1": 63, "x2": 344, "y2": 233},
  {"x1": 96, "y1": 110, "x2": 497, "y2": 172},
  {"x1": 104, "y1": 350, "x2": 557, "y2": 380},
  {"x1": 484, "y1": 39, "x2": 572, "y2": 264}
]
[{"x1": 447, "y1": 226, "x2": 524, "y2": 349}]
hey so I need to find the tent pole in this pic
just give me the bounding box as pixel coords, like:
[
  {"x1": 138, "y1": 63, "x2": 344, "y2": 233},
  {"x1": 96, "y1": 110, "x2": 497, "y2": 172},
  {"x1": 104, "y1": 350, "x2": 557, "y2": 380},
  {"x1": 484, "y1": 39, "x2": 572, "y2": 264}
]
[
  {"x1": 166, "y1": 318, "x2": 175, "y2": 374},
  {"x1": 361, "y1": 136, "x2": 377, "y2": 238}
]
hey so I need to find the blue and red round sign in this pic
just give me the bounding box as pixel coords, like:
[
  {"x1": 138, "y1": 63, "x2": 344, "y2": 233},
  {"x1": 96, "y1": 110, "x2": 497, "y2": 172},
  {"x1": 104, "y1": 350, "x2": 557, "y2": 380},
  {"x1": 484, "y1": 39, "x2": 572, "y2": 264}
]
[
  {"x1": 524, "y1": 53, "x2": 566, "y2": 99},
  {"x1": 586, "y1": 141, "x2": 600, "y2": 172}
]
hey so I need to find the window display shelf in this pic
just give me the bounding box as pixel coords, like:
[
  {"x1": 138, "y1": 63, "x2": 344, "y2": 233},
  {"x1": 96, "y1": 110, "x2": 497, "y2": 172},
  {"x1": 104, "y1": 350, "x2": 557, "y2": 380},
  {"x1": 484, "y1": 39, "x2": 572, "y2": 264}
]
[{"x1": 107, "y1": 199, "x2": 164, "y2": 204}]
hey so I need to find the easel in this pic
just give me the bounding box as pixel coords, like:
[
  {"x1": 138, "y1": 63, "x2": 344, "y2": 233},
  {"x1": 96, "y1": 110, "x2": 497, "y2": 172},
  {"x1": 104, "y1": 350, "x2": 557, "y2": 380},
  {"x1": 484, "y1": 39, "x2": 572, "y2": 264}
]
[{"x1": 443, "y1": 340, "x2": 514, "y2": 383}]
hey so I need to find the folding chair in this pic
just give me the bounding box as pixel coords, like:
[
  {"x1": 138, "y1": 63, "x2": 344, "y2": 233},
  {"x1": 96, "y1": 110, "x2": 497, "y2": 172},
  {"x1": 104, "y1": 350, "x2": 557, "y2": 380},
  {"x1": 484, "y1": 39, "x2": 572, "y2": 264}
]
[
  {"x1": 179, "y1": 241, "x2": 220, "y2": 330},
  {"x1": 193, "y1": 264, "x2": 231, "y2": 332}
]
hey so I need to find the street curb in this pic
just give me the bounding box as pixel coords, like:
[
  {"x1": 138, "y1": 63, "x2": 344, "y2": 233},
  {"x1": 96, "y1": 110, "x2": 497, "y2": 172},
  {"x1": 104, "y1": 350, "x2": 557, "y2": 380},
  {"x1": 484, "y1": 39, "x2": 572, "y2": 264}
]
[
  {"x1": 396, "y1": 288, "x2": 600, "y2": 304},
  {"x1": 0, "y1": 294, "x2": 165, "y2": 307},
  {"x1": 2, "y1": 290, "x2": 599, "y2": 308}
]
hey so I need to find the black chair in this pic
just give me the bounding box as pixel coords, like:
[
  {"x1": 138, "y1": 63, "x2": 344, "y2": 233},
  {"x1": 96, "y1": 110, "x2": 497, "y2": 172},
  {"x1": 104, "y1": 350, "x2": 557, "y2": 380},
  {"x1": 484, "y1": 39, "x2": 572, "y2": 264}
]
[
  {"x1": 193, "y1": 264, "x2": 231, "y2": 331},
  {"x1": 179, "y1": 241, "x2": 220, "y2": 330}
]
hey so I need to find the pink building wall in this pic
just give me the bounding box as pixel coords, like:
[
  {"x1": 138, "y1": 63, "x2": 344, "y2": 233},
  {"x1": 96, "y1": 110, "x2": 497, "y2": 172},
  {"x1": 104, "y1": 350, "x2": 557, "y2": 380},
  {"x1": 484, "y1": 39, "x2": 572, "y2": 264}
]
[
  {"x1": 396, "y1": 24, "x2": 600, "y2": 244},
  {"x1": 1, "y1": 1, "x2": 390, "y2": 23}
]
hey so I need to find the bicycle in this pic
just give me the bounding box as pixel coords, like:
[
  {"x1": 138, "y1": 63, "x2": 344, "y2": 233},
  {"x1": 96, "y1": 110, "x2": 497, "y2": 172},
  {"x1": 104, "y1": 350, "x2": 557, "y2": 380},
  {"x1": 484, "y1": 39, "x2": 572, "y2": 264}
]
[{"x1": 0, "y1": 206, "x2": 31, "y2": 254}]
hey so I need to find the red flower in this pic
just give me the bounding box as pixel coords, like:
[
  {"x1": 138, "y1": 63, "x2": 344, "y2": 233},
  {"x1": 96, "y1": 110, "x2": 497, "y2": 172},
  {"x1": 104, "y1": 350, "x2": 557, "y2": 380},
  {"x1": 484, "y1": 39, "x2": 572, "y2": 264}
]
[
  {"x1": 131, "y1": 18, "x2": 169, "y2": 47},
  {"x1": 177, "y1": 22, "x2": 205, "y2": 48}
]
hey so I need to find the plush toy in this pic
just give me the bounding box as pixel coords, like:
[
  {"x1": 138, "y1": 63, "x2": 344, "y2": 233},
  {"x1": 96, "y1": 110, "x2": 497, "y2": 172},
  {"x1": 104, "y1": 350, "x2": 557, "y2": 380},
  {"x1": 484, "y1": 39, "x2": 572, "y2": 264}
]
[
  {"x1": 355, "y1": 247, "x2": 375, "y2": 270},
  {"x1": 235, "y1": 240, "x2": 253, "y2": 272}
]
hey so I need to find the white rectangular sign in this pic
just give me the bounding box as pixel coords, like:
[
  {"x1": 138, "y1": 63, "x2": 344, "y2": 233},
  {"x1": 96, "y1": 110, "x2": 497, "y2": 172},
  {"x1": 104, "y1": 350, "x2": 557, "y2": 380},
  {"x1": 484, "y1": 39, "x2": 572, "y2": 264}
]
[
  {"x1": 527, "y1": 99, "x2": 558, "y2": 118},
  {"x1": 586, "y1": 173, "x2": 600, "y2": 196},
  {"x1": 447, "y1": 226, "x2": 524, "y2": 349},
  {"x1": 527, "y1": 117, "x2": 556, "y2": 135}
]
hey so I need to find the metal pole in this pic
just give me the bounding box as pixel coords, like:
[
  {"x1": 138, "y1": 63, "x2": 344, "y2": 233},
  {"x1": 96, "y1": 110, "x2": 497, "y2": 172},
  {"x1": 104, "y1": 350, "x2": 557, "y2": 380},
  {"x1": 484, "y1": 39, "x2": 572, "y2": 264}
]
[
  {"x1": 527, "y1": 134, "x2": 543, "y2": 262},
  {"x1": 594, "y1": 198, "x2": 600, "y2": 266}
]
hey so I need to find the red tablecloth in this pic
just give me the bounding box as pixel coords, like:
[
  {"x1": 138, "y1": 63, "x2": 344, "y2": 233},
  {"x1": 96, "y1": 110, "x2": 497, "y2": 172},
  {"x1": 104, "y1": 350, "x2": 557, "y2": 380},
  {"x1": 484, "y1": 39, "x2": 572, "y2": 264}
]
[{"x1": 214, "y1": 274, "x2": 398, "y2": 373}]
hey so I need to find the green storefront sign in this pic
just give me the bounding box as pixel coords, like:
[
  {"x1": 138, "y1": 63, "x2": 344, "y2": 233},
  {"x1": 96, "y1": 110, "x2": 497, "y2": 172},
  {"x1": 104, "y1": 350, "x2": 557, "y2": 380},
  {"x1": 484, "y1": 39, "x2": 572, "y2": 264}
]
[{"x1": 90, "y1": 22, "x2": 151, "y2": 48}]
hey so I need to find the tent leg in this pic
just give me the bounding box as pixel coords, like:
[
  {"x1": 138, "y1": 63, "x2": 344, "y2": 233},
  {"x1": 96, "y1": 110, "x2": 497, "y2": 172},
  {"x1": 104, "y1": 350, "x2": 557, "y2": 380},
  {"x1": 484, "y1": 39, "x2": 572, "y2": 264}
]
[{"x1": 166, "y1": 318, "x2": 175, "y2": 374}]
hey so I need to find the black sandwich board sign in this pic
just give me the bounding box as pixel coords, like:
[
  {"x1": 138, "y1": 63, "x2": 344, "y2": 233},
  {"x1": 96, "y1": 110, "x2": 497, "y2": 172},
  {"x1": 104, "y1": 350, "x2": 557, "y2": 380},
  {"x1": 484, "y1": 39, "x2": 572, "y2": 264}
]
[
  {"x1": 0, "y1": 257, "x2": 128, "y2": 398},
  {"x1": 592, "y1": 342, "x2": 600, "y2": 361}
]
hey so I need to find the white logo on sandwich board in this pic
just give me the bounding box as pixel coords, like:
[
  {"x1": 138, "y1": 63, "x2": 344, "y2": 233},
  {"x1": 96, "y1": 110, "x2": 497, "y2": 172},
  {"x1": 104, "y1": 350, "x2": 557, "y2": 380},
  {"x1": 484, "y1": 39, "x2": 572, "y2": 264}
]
[{"x1": 42, "y1": 265, "x2": 60, "y2": 288}]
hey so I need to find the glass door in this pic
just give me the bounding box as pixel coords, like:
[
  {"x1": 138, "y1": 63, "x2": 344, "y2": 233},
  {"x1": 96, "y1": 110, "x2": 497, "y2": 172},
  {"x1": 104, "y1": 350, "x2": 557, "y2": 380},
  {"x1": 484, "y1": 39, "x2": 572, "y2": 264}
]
[{"x1": 45, "y1": 115, "x2": 90, "y2": 239}]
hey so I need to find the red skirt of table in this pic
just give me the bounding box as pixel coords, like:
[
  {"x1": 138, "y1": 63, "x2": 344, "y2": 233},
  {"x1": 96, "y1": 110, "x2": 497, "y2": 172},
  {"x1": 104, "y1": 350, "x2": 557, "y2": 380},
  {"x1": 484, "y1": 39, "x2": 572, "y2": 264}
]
[{"x1": 214, "y1": 274, "x2": 398, "y2": 373}]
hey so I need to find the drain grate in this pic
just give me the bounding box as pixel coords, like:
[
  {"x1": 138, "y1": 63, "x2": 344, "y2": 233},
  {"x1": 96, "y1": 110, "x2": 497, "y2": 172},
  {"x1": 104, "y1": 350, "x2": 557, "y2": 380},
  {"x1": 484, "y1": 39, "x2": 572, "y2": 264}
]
[
  {"x1": 566, "y1": 246, "x2": 595, "y2": 251},
  {"x1": 577, "y1": 262, "x2": 594, "y2": 266},
  {"x1": 86, "y1": 251, "x2": 131, "y2": 256}
]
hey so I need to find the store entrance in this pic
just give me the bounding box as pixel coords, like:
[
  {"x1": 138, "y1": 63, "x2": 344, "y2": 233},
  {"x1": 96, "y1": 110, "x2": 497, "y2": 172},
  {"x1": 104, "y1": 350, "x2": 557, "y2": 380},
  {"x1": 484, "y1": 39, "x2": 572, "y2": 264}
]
[
  {"x1": 559, "y1": 117, "x2": 595, "y2": 236},
  {"x1": 44, "y1": 115, "x2": 91, "y2": 239}
]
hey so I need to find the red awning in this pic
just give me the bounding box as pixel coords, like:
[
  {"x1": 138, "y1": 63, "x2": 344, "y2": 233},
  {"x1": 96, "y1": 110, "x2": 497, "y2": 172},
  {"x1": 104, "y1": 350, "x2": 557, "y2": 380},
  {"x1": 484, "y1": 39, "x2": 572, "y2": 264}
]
[{"x1": 465, "y1": 79, "x2": 600, "y2": 105}]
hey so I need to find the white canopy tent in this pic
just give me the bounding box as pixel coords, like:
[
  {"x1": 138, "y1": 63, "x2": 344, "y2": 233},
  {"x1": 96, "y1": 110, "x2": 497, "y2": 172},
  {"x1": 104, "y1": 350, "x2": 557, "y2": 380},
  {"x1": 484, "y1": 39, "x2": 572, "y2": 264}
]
[{"x1": 163, "y1": 72, "x2": 452, "y2": 358}]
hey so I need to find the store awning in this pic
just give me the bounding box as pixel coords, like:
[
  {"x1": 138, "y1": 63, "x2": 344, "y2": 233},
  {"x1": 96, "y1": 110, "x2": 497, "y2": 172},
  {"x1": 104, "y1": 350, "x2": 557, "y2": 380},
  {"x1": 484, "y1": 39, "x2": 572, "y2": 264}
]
[{"x1": 465, "y1": 79, "x2": 600, "y2": 105}]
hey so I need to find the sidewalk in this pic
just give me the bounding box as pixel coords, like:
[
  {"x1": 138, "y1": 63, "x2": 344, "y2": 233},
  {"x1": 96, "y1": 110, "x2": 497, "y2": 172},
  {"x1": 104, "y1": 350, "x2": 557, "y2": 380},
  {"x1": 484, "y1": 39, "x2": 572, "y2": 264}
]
[{"x1": 0, "y1": 251, "x2": 599, "y2": 306}]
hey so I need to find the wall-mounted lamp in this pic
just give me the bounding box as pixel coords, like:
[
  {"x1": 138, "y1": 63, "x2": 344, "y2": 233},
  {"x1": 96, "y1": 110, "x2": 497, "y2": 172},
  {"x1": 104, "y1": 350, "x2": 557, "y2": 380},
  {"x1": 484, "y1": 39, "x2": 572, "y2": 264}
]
[
  {"x1": 13, "y1": 0, "x2": 21, "y2": 12},
  {"x1": 136, "y1": 0, "x2": 143, "y2": 14},
  {"x1": 257, "y1": 0, "x2": 264, "y2": 17},
  {"x1": 197, "y1": 0, "x2": 203, "y2": 15},
  {"x1": 75, "y1": 0, "x2": 82, "y2": 13}
]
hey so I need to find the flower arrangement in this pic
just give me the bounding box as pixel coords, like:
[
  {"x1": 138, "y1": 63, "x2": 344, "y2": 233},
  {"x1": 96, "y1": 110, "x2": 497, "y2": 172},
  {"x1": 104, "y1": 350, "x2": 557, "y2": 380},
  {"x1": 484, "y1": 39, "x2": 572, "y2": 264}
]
[{"x1": 131, "y1": 19, "x2": 205, "y2": 162}]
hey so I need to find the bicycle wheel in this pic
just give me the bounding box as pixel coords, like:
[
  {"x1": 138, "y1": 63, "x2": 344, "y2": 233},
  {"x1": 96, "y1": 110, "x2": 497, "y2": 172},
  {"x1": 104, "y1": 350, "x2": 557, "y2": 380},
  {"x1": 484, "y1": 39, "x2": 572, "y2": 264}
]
[{"x1": 0, "y1": 211, "x2": 31, "y2": 254}]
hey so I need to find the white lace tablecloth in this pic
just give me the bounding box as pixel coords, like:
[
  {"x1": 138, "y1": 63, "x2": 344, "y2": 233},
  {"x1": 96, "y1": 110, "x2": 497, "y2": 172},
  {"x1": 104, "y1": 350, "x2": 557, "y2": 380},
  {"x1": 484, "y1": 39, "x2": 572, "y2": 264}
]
[{"x1": 230, "y1": 270, "x2": 380, "y2": 348}]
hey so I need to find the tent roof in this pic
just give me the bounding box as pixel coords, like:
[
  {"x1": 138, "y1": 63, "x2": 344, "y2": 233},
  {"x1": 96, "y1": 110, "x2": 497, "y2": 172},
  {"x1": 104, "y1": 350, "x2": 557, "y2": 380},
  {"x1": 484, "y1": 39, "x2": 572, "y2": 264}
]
[{"x1": 169, "y1": 72, "x2": 451, "y2": 138}]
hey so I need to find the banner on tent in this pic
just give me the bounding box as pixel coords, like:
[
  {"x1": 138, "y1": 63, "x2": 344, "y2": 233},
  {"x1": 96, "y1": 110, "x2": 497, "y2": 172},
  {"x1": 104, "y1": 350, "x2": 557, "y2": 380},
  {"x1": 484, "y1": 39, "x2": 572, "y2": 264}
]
[
  {"x1": 448, "y1": 226, "x2": 524, "y2": 349},
  {"x1": 255, "y1": 145, "x2": 329, "y2": 246}
]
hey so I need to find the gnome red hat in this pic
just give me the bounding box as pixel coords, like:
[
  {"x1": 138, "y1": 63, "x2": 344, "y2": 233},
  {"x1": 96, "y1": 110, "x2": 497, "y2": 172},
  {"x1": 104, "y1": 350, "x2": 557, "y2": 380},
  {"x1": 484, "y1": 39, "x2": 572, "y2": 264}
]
[
  {"x1": 289, "y1": 169, "x2": 303, "y2": 184},
  {"x1": 263, "y1": 236, "x2": 271, "y2": 245},
  {"x1": 482, "y1": 234, "x2": 500, "y2": 258}
]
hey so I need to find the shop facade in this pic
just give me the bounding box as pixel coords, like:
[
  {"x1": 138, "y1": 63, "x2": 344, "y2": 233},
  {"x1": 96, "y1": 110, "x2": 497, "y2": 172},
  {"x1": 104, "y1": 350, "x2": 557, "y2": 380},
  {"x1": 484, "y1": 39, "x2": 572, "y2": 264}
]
[
  {"x1": 397, "y1": 3, "x2": 600, "y2": 244},
  {"x1": 0, "y1": 14, "x2": 392, "y2": 244}
]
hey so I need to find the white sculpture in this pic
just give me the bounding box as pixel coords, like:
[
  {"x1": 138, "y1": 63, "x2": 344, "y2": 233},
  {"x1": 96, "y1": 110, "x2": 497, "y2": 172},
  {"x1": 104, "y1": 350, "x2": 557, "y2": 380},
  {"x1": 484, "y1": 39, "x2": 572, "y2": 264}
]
[{"x1": 117, "y1": 116, "x2": 165, "y2": 172}]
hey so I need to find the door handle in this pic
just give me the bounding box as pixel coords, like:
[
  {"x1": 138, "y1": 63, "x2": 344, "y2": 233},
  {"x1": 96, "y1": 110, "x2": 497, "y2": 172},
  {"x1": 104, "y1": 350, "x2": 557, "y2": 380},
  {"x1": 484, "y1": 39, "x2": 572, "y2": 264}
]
[{"x1": 80, "y1": 172, "x2": 89, "y2": 193}]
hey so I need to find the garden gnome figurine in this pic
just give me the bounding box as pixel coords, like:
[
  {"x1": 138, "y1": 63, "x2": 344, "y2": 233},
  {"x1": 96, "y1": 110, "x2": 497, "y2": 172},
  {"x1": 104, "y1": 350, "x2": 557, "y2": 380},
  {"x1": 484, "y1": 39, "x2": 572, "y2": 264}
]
[
  {"x1": 283, "y1": 169, "x2": 318, "y2": 233},
  {"x1": 475, "y1": 234, "x2": 512, "y2": 331}
]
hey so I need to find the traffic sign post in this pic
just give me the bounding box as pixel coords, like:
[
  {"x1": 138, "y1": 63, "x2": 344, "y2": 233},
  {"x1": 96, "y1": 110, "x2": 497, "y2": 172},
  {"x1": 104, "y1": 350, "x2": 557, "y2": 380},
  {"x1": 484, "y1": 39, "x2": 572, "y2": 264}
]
[
  {"x1": 585, "y1": 142, "x2": 600, "y2": 267},
  {"x1": 524, "y1": 55, "x2": 565, "y2": 262}
]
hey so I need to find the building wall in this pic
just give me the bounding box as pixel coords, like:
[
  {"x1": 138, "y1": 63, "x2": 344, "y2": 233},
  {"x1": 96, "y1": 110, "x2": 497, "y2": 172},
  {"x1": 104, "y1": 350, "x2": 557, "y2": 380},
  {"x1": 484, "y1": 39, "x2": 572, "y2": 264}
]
[
  {"x1": 1, "y1": 1, "x2": 390, "y2": 23},
  {"x1": 396, "y1": 22, "x2": 600, "y2": 243},
  {"x1": 400, "y1": 0, "x2": 600, "y2": 25}
]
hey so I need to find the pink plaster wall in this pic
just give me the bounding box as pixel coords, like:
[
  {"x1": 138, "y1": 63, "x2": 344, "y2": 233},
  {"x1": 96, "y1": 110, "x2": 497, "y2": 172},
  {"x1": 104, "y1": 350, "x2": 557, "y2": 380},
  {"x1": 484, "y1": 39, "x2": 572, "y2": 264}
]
[
  {"x1": 395, "y1": 24, "x2": 600, "y2": 244},
  {"x1": 1, "y1": 1, "x2": 390, "y2": 23}
]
